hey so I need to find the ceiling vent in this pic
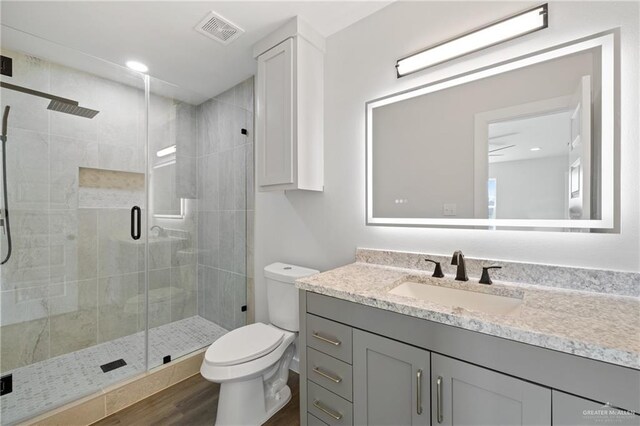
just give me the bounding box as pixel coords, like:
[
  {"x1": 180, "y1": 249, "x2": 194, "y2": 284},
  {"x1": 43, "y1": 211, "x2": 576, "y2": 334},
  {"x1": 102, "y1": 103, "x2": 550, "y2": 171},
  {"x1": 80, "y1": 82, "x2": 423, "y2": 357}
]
[{"x1": 195, "y1": 11, "x2": 244, "y2": 45}]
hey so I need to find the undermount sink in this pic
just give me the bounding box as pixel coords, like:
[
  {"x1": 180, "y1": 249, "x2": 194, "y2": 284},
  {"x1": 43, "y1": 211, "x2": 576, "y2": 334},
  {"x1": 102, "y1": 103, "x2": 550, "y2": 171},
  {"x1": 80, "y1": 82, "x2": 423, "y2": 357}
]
[{"x1": 389, "y1": 281, "x2": 522, "y2": 316}]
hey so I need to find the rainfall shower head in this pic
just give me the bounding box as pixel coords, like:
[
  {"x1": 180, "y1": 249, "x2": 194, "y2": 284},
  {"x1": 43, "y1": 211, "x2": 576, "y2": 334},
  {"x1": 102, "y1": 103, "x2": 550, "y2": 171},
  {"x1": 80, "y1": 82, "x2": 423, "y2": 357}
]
[
  {"x1": 47, "y1": 99, "x2": 100, "y2": 118},
  {"x1": 0, "y1": 81, "x2": 99, "y2": 119}
]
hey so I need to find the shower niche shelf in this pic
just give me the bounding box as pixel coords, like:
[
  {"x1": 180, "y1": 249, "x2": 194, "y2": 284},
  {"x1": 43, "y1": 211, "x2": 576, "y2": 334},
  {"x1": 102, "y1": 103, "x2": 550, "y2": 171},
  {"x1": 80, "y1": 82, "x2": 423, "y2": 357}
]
[{"x1": 78, "y1": 167, "x2": 145, "y2": 209}]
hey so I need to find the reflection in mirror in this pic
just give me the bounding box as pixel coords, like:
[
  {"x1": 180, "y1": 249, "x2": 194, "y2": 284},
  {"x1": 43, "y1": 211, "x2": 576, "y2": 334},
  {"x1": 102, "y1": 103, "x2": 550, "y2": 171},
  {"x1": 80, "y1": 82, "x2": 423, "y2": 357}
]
[
  {"x1": 482, "y1": 73, "x2": 591, "y2": 220},
  {"x1": 149, "y1": 97, "x2": 196, "y2": 220},
  {"x1": 151, "y1": 154, "x2": 185, "y2": 218},
  {"x1": 367, "y1": 32, "x2": 614, "y2": 229}
]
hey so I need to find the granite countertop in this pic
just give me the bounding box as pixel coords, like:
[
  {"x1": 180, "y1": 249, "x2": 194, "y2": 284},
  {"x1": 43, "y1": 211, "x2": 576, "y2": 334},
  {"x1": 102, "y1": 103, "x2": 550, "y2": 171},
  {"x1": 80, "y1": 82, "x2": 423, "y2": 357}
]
[{"x1": 296, "y1": 262, "x2": 640, "y2": 369}]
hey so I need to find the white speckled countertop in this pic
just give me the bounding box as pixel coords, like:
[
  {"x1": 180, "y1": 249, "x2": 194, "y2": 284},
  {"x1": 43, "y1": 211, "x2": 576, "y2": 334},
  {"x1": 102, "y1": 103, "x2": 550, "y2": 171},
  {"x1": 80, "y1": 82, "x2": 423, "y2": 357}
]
[{"x1": 296, "y1": 262, "x2": 640, "y2": 369}]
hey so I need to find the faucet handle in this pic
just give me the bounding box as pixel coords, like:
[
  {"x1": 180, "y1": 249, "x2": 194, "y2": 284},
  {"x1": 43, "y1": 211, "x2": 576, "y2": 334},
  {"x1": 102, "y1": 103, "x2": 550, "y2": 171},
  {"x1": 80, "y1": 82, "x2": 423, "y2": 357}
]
[
  {"x1": 424, "y1": 259, "x2": 444, "y2": 278},
  {"x1": 479, "y1": 265, "x2": 502, "y2": 285}
]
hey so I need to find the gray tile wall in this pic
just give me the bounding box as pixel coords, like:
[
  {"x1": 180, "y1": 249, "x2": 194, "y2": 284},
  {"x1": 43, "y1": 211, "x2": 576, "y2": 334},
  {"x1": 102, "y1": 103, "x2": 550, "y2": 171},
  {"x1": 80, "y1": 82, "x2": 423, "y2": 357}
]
[{"x1": 196, "y1": 77, "x2": 254, "y2": 331}]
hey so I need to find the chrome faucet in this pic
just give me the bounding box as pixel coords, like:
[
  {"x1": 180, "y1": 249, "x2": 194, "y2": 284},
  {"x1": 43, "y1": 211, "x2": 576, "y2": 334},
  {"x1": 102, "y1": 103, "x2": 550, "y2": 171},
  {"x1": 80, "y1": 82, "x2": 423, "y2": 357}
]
[{"x1": 451, "y1": 250, "x2": 468, "y2": 281}]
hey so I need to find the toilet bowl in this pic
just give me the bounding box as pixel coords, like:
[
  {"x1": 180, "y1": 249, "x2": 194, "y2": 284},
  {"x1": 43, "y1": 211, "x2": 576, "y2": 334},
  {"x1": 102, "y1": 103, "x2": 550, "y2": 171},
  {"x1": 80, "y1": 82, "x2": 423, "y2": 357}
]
[{"x1": 200, "y1": 263, "x2": 318, "y2": 425}]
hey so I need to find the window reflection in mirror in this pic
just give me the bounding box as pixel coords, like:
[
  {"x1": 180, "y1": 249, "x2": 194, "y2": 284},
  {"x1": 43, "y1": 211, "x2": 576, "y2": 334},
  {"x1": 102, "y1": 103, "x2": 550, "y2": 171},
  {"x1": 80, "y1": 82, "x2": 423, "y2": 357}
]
[{"x1": 151, "y1": 146, "x2": 185, "y2": 219}]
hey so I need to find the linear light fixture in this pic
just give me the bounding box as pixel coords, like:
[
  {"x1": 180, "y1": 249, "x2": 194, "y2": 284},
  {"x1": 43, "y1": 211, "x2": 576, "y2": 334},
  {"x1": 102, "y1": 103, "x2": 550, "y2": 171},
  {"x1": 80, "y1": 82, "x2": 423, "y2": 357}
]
[{"x1": 396, "y1": 4, "x2": 548, "y2": 77}]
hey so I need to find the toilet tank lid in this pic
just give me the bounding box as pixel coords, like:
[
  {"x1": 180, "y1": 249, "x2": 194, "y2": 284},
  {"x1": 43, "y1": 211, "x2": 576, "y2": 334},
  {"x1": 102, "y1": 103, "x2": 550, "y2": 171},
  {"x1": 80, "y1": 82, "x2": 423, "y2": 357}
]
[{"x1": 264, "y1": 262, "x2": 319, "y2": 283}]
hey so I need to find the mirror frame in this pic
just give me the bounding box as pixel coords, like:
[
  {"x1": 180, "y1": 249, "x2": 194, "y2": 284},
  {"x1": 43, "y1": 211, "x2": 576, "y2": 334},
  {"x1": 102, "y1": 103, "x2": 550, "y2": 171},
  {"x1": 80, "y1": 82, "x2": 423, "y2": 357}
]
[{"x1": 366, "y1": 31, "x2": 616, "y2": 229}]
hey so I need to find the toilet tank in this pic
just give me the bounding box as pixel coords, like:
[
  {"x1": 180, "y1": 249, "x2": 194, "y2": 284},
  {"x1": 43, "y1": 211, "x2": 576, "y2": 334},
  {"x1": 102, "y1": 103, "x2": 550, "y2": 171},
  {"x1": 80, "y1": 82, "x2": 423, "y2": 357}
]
[{"x1": 264, "y1": 263, "x2": 319, "y2": 332}]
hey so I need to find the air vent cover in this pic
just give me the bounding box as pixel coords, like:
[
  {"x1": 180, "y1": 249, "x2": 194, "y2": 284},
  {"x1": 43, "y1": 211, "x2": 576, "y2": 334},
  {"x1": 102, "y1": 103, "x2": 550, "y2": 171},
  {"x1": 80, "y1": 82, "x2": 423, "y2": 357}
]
[{"x1": 195, "y1": 11, "x2": 244, "y2": 45}]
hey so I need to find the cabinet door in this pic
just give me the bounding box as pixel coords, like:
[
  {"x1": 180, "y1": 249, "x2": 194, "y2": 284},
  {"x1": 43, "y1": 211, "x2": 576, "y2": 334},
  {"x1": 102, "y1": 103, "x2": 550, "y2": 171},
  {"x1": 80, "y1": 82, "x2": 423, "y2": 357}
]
[
  {"x1": 256, "y1": 37, "x2": 294, "y2": 188},
  {"x1": 432, "y1": 354, "x2": 551, "y2": 426},
  {"x1": 553, "y1": 391, "x2": 640, "y2": 426},
  {"x1": 353, "y1": 329, "x2": 430, "y2": 425}
]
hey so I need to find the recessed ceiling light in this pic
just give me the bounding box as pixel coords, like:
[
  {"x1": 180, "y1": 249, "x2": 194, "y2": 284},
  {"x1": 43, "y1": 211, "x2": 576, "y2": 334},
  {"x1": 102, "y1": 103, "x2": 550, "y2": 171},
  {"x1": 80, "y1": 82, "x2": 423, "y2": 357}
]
[
  {"x1": 126, "y1": 60, "x2": 148, "y2": 73},
  {"x1": 530, "y1": 147, "x2": 542, "y2": 151}
]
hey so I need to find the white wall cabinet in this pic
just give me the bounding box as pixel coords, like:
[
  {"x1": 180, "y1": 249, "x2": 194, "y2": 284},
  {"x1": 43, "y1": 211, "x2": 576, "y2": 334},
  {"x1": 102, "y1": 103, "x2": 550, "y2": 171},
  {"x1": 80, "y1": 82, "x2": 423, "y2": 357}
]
[{"x1": 255, "y1": 28, "x2": 324, "y2": 191}]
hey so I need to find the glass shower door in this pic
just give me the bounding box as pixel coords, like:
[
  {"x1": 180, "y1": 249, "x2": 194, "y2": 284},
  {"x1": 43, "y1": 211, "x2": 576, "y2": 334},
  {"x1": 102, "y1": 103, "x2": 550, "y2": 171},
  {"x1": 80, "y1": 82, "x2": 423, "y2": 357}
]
[{"x1": 0, "y1": 36, "x2": 148, "y2": 424}]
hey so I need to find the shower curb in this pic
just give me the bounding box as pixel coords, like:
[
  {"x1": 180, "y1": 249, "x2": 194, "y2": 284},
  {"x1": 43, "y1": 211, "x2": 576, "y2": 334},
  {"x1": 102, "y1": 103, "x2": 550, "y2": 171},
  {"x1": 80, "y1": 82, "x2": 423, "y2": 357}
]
[{"x1": 20, "y1": 349, "x2": 206, "y2": 426}]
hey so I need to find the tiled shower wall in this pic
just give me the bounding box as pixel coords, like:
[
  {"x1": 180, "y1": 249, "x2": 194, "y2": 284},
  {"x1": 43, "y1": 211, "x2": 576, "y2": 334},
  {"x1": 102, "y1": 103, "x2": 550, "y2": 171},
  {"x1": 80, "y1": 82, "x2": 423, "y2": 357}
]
[
  {"x1": 196, "y1": 77, "x2": 254, "y2": 330},
  {"x1": 0, "y1": 49, "x2": 198, "y2": 373}
]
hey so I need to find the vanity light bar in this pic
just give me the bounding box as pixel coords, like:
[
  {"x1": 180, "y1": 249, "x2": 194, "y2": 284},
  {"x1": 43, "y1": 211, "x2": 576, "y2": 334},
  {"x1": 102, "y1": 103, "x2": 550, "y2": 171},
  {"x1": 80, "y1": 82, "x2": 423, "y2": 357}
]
[{"x1": 396, "y1": 4, "x2": 548, "y2": 77}]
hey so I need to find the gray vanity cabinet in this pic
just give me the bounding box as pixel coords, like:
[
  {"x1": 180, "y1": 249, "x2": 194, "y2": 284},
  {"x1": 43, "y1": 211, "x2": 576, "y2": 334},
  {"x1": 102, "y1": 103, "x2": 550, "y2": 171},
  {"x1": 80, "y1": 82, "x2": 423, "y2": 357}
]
[
  {"x1": 353, "y1": 330, "x2": 430, "y2": 425},
  {"x1": 552, "y1": 391, "x2": 640, "y2": 426},
  {"x1": 299, "y1": 291, "x2": 640, "y2": 426},
  {"x1": 431, "y1": 353, "x2": 551, "y2": 425}
]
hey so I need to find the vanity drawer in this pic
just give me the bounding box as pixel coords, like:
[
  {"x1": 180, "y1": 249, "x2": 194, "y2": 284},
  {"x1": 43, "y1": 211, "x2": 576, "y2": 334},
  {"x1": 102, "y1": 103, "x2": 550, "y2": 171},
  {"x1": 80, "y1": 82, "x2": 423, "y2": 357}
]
[
  {"x1": 308, "y1": 413, "x2": 329, "y2": 426},
  {"x1": 307, "y1": 348, "x2": 353, "y2": 401},
  {"x1": 307, "y1": 314, "x2": 352, "y2": 363},
  {"x1": 308, "y1": 381, "x2": 353, "y2": 425}
]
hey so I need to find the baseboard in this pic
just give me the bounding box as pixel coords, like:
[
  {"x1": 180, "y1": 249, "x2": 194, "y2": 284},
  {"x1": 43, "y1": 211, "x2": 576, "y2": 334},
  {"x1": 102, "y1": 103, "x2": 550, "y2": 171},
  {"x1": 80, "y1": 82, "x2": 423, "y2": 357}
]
[{"x1": 23, "y1": 349, "x2": 206, "y2": 426}]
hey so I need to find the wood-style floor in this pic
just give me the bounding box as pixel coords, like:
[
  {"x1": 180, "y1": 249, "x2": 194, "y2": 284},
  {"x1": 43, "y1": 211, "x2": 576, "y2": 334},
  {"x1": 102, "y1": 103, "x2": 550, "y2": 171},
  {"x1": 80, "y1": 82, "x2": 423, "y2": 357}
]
[{"x1": 93, "y1": 372, "x2": 300, "y2": 426}]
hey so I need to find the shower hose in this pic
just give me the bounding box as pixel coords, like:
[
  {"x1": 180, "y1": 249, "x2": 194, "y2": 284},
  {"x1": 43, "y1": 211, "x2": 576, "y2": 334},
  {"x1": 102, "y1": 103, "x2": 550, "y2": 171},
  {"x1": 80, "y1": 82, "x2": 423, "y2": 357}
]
[{"x1": 1, "y1": 105, "x2": 12, "y2": 265}]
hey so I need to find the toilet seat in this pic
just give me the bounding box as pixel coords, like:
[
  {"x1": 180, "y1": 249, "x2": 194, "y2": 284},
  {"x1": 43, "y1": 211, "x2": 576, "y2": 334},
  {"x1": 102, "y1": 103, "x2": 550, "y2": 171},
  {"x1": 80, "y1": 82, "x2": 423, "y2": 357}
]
[
  {"x1": 201, "y1": 323, "x2": 296, "y2": 383},
  {"x1": 205, "y1": 323, "x2": 284, "y2": 366}
]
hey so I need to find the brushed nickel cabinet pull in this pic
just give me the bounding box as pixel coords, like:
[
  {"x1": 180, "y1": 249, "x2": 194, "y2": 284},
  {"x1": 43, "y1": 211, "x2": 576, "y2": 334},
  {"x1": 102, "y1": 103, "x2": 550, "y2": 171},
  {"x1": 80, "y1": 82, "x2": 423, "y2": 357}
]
[
  {"x1": 312, "y1": 331, "x2": 341, "y2": 346},
  {"x1": 437, "y1": 376, "x2": 443, "y2": 423},
  {"x1": 416, "y1": 369, "x2": 423, "y2": 415},
  {"x1": 313, "y1": 400, "x2": 343, "y2": 420},
  {"x1": 313, "y1": 366, "x2": 342, "y2": 383}
]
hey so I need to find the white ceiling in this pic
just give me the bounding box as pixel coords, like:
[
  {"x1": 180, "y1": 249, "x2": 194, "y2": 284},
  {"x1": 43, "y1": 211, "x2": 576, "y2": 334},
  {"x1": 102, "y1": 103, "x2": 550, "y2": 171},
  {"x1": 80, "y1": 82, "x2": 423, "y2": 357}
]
[
  {"x1": 488, "y1": 110, "x2": 573, "y2": 164},
  {"x1": 0, "y1": 1, "x2": 391, "y2": 104}
]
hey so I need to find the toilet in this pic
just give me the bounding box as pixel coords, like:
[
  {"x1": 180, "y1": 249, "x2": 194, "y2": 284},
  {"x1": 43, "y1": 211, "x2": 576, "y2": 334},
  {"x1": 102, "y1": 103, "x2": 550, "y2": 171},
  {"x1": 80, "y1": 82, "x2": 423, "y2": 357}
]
[{"x1": 201, "y1": 262, "x2": 318, "y2": 425}]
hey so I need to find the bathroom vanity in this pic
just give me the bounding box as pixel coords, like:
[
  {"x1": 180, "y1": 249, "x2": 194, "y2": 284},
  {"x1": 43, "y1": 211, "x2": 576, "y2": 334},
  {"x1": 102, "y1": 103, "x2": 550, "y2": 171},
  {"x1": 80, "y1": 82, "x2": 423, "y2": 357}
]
[{"x1": 296, "y1": 250, "x2": 640, "y2": 426}]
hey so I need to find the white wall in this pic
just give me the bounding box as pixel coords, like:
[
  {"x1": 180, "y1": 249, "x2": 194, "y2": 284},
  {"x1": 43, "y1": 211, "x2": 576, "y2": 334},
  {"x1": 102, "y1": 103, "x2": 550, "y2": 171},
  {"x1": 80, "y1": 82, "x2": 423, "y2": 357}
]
[
  {"x1": 489, "y1": 155, "x2": 568, "y2": 220},
  {"x1": 254, "y1": 1, "x2": 640, "y2": 322}
]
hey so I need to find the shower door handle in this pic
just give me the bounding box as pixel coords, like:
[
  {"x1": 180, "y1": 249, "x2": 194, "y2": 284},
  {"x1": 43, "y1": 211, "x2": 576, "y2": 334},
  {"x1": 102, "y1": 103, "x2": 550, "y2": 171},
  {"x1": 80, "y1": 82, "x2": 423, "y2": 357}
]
[{"x1": 131, "y1": 206, "x2": 141, "y2": 240}]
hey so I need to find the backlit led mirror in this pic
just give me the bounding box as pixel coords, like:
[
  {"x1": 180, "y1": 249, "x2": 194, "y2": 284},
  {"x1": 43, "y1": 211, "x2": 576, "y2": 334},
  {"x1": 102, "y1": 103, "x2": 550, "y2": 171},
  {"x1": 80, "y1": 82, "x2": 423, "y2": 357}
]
[{"x1": 366, "y1": 32, "x2": 615, "y2": 230}]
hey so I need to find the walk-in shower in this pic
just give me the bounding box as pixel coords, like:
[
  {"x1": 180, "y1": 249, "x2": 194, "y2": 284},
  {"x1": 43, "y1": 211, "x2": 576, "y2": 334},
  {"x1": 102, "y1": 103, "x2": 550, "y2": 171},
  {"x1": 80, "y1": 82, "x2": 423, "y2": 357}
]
[{"x1": 0, "y1": 25, "x2": 253, "y2": 425}]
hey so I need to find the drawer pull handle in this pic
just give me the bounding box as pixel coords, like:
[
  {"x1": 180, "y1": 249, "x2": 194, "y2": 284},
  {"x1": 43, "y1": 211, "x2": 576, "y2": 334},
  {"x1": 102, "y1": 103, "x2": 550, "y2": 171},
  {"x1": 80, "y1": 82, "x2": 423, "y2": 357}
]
[
  {"x1": 416, "y1": 369, "x2": 423, "y2": 415},
  {"x1": 313, "y1": 400, "x2": 343, "y2": 420},
  {"x1": 436, "y1": 376, "x2": 443, "y2": 423},
  {"x1": 312, "y1": 331, "x2": 341, "y2": 346},
  {"x1": 313, "y1": 366, "x2": 342, "y2": 383}
]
